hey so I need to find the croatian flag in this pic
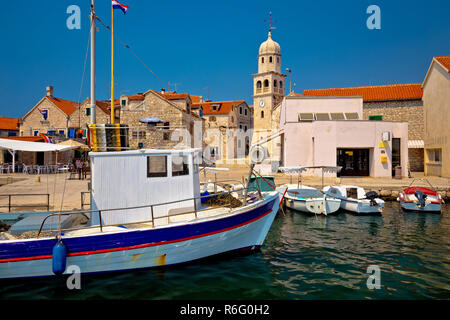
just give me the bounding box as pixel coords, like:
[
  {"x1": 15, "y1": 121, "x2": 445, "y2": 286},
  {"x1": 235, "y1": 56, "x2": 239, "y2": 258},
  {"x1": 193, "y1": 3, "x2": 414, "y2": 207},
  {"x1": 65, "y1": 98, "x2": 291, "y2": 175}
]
[
  {"x1": 38, "y1": 108, "x2": 48, "y2": 120},
  {"x1": 112, "y1": 0, "x2": 129, "y2": 14},
  {"x1": 40, "y1": 133, "x2": 53, "y2": 144}
]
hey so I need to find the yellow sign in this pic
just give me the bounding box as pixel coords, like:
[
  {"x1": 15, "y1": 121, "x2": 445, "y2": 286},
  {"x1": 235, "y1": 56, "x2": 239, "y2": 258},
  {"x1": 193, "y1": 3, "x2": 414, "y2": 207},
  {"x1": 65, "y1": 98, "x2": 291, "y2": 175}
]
[
  {"x1": 345, "y1": 151, "x2": 353, "y2": 156},
  {"x1": 379, "y1": 142, "x2": 387, "y2": 148},
  {"x1": 381, "y1": 155, "x2": 388, "y2": 163}
]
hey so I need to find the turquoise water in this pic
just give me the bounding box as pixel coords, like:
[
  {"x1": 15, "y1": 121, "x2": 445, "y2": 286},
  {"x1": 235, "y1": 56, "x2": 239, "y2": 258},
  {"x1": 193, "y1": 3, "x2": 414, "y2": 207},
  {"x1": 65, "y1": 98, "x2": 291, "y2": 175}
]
[{"x1": 0, "y1": 202, "x2": 449, "y2": 299}]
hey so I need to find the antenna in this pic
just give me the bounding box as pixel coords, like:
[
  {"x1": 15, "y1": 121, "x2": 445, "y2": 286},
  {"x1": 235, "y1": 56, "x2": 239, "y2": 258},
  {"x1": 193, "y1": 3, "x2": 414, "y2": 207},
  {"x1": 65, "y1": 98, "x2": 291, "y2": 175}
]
[
  {"x1": 168, "y1": 81, "x2": 181, "y2": 92},
  {"x1": 265, "y1": 11, "x2": 276, "y2": 33},
  {"x1": 203, "y1": 86, "x2": 210, "y2": 100}
]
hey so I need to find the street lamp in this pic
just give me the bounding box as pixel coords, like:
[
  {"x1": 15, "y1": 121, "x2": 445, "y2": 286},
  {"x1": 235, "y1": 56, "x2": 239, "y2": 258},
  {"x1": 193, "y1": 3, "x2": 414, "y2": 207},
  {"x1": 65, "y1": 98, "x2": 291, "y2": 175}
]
[{"x1": 285, "y1": 68, "x2": 292, "y2": 94}]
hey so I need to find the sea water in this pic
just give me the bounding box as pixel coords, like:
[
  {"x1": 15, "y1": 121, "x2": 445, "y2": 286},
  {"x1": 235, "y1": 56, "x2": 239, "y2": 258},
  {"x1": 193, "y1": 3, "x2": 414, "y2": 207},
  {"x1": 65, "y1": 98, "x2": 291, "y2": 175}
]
[{"x1": 0, "y1": 202, "x2": 449, "y2": 299}]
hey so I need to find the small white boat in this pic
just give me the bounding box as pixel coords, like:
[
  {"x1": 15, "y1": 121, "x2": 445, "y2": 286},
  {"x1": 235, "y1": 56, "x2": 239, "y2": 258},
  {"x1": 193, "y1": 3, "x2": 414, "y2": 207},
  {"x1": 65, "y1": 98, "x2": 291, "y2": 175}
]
[
  {"x1": 279, "y1": 184, "x2": 341, "y2": 215},
  {"x1": 322, "y1": 185, "x2": 384, "y2": 214},
  {"x1": 278, "y1": 166, "x2": 343, "y2": 216},
  {"x1": 398, "y1": 185, "x2": 443, "y2": 213}
]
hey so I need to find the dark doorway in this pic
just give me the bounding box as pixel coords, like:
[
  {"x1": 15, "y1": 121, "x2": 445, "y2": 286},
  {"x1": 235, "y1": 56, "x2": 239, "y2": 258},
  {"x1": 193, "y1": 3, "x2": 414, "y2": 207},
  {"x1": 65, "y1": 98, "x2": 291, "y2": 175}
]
[
  {"x1": 392, "y1": 138, "x2": 401, "y2": 177},
  {"x1": 337, "y1": 149, "x2": 370, "y2": 176},
  {"x1": 36, "y1": 152, "x2": 45, "y2": 165}
]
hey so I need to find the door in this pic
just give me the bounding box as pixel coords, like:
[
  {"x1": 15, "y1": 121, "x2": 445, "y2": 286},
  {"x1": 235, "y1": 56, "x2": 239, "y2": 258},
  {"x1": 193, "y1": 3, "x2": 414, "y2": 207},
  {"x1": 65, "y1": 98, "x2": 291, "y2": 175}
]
[
  {"x1": 337, "y1": 149, "x2": 370, "y2": 176},
  {"x1": 392, "y1": 138, "x2": 401, "y2": 176},
  {"x1": 36, "y1": 152, "x2": 45, "y2": 165}
]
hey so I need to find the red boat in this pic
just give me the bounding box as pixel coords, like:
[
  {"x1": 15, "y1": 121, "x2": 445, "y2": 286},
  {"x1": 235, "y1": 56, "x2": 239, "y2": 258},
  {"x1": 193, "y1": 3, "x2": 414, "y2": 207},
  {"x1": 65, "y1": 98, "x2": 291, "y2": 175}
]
[{"x1": 398, "y1": 186, "x2": 443, "y2": 212}]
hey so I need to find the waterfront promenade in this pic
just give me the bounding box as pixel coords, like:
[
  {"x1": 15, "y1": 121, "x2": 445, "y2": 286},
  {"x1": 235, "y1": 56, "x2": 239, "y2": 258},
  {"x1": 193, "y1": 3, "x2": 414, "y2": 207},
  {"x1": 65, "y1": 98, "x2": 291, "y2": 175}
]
[{"x1": 0, "y1": 169, "x2": 448, "y2": 213}]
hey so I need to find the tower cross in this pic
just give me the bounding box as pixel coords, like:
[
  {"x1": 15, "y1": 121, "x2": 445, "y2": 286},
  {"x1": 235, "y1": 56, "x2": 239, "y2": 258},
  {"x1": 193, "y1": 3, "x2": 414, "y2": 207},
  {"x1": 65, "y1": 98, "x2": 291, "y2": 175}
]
[{"x1": 265, "y1": 12, "x2": 276, "y2": 33}]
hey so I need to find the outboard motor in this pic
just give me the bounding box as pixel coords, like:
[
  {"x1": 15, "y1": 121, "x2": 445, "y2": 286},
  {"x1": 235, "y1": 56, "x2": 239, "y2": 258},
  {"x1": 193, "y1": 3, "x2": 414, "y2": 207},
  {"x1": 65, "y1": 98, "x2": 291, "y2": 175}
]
[
  {"x1": 414, "y1": 190, "x2": 427, "y2": 208},
  {"x1": 365, "y1": 191, "x2": 379, "y2": 206}
]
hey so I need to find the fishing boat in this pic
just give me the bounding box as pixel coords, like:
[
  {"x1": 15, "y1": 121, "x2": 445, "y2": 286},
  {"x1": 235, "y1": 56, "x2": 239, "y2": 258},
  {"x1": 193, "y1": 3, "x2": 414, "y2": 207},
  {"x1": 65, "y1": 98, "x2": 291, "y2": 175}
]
[
  {"x1": 398, "y1": 180, "x2": 443, "y2": 213},
  {"x1": 0, "y1": 2, "x2": 281, "y2": 280},
  {"x1": 322, "y1": 185, "x2": 384, "y2": 214},
  {"x1": 0, "y1": 149, "x2": 281, "y2": 279},
  {"x1": 277, "y1": 166, "x2": 342, "y2": 215}
]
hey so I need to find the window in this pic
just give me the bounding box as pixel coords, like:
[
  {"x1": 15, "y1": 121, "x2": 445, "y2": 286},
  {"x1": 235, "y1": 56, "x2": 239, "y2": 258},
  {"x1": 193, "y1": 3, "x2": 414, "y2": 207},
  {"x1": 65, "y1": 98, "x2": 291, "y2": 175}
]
[
  {"x1": 264, "y1": 79, "x2": 269, "y2": 87},
  {"x1": 163, "y1": 132, "x2": 170, "y2": 140},
  {"x1": 47, "y1": 130, "x2": 56, "y2": 136},
  {"x1": 59, "y1": 130, "x2": 65, "y2": 135},
  {"x1": 33, "y1": 130, "x2": 39, "y2": 136},
  {"x1": 239, "y1": 124, "x2": 242, "y2": 130},
  {"x1": 244, "y1": 109, "x2": 248, "y2": 116},
  {"x1": 132, "y1": 131, "x2": 146, "y2": 139},
  {"x1": 147, "y1": 156, "x2": 167, "y2": 178},
  {"x1": 345, "y1": 113, "x2": 359, "y2": 120},
  {"x1": 238, "y1": 139, "x2": 241, "y2": 148},
  {"x1": 315, "y1": 113, "x2": 330, "y2": 121},
  {"x1": 257, "y1": 81, "x2": 262, "y2": 89},
  {"x1": 172, "y1": 155, "x2": 189, "y2": 176},
  {"x1": 121, "y1": 99, "x2": 127, "y2": 107},
  {"x1": 274, "y1": 80, "x2": 277, "y2": 88},
  {"x1": 428, "y1": 149, "x2": 442, "y2": 163},
  {"x1": 279, "y1": 81, "x2": 283, "y2": 88},
  {"x1": 261, "y1": 111, "x2": 264, "y2": 118},
  {"x1": 244, "y1": 125, "x2": 248, "y2": 132},
  {"x1": 239, "y1": 106, "x2": 242, "y2": 114},
  {"x1": 298, "y1": 113, "x2": 314, "y2": 122},
  {"x1": 86, "y1": 108, "x2": 91, "y2": 116},
  {"x1": 261, "y1": 57, "x2": 264, "y2": 64},
  {"x1": 277, "y1": 57, "x2": 280, "y2": 63},
  {"x1": 330, "y1": 113, "x2": 345, "y2": 120},
  {"x1": 269, "y1": 56, "x2": 273, "y2": 63}
]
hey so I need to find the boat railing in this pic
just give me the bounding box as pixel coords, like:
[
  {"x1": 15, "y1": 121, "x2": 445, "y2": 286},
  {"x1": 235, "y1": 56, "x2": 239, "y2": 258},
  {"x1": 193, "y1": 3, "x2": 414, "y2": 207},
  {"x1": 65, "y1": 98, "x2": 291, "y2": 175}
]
[
  {"x1": 36, "y1": 186, "x2": 266, "y2": 238},
  {"x1": 200, "y1": 179, "x2": 246, "y2": 192}
]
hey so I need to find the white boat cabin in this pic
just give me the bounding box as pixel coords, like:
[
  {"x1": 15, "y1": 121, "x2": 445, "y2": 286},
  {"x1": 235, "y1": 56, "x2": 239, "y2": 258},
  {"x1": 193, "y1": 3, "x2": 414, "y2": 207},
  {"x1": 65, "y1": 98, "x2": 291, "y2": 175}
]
[
  {"x1": 325, "y1": 186, "x2": 367, "y2": 200},
  {"x1": 89, "y1": 148, "x2": 202, "y2": 226}
]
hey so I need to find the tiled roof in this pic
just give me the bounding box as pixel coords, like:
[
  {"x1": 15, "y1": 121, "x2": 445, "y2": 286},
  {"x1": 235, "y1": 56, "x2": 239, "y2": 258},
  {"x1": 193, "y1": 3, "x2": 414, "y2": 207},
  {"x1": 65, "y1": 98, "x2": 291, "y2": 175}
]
[
  {"x1": 190, "y1": 95, "x2": 203, "y2": 104},
  {"x1": 0, "y1": 117, "x2": 21, "y2": 130},
  {"x1": 302, "y1": 83, "x2": 423, "y2": 102},
  {"x1": 155, "y1": 91, "x2": 191, "y2": 101},
  {"x1": 434, "y1": 56, "x2": 450, "y2": 71},
  {"x1": 199, "y1": 100, "x2": 246, "y2": 115},
  {"x1": 47, "y1": 96, "x2": 79, "y2": 115},
  {"x1": 127, "y1": 94, "x2": 145, "y2": 101}
]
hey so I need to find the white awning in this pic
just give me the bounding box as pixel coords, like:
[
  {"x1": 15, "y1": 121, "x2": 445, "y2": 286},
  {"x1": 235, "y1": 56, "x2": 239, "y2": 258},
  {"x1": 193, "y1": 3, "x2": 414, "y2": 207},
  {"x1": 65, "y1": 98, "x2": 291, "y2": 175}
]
[
  {"x1": 408, "y1": 140, "x2": 424, "y2": 149},
  {"x1": 0, "y1": 138, "x2": 77, "y2": 152}
]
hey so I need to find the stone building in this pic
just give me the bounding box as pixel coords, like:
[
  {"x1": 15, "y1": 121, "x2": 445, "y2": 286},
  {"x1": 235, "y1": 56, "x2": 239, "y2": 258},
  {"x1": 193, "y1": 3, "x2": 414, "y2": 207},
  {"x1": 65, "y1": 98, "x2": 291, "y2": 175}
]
[
  {"x1": 20, "y1": 86, "x2": 79, "y2": 138},
  {"x1": 119, "y1": 89, "x2": 204, "y2": 150},
  {"x1": 302, "y1": 83, "x2": 424, "y2": 172},
  {"x1": 0, "y1": 117, "x2": 21, "y2": 137},
  {"x1": 423, "y1": 55, "x2": 450, "y2": 178},
  {"x1": 195, "y1": 100, "x2": 252, "y2": 163}
]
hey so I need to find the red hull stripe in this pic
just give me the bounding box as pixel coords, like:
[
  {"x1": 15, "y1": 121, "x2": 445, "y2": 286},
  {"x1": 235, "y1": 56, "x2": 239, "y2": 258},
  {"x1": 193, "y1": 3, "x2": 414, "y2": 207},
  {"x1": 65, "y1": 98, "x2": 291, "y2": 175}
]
[{"x1": 0, "y1": 209, "x2": 272, "y2": 263}]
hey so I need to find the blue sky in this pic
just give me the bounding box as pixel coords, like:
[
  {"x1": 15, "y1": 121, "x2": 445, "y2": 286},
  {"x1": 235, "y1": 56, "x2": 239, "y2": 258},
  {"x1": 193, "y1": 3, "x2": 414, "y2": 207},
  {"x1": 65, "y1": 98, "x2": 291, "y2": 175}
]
[{"x1": 0, "y1": 0, "x2": 449, "y2": 118}]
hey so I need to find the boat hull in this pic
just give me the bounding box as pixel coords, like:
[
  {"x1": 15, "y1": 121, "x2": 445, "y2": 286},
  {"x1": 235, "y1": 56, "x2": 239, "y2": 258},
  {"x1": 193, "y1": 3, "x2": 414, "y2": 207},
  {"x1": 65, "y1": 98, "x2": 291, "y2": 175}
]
[
  {"x1": 284, "y1": 196, "x2": 341, "y2": 215},
  {"x1": 399, "y1": 200, "x2": 441, "y2": 213},
  {"x1": 0, "y1": 194, "x2": 279, "y2": 280},
  {"x1": 340, "y1": 199, "x2": 384, "y2": 214}
]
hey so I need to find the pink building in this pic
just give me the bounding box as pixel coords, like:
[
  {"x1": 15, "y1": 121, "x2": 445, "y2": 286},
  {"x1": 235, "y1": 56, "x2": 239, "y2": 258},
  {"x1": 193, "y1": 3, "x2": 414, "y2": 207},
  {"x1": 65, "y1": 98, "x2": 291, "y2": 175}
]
[{"x1": 279, "y1": 95, "x2": 409, "y2": 178}]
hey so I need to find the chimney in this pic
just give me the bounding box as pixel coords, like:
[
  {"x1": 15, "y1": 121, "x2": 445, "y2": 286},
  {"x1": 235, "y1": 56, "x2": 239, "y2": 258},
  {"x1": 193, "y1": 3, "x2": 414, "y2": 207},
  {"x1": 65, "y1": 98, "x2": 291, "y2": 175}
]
[
  {"x1": 161, "y1": 88, "x2": 166, "y2": 94},
  {"x1": 46, "y1": 85, "x2": 54, "y2": 97}
]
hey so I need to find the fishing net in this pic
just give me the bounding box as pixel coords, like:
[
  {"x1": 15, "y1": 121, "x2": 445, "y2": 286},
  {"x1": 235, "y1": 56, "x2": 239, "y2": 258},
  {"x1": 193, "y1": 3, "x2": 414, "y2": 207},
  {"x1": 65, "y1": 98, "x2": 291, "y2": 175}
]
[{"x1": 203, "y1": 193, "x2": 242, "y2": 208}]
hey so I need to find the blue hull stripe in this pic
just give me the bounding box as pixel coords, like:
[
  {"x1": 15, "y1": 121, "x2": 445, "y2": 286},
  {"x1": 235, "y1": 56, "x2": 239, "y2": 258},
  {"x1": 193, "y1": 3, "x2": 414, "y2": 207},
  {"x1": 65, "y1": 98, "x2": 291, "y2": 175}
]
[{"x1": 0, "y1": 197, "x2": 276, "y2": 262}]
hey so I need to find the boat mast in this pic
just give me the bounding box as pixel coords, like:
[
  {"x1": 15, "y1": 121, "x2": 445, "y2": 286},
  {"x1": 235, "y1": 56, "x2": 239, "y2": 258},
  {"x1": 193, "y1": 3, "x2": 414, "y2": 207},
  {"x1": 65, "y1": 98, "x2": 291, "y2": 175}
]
[
  {"x1": 90, "y1": 0, "x2": 96, "y2": 125},
  {"x1": 110, "y1": 4, "x2": 115, "y2": 124}
]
